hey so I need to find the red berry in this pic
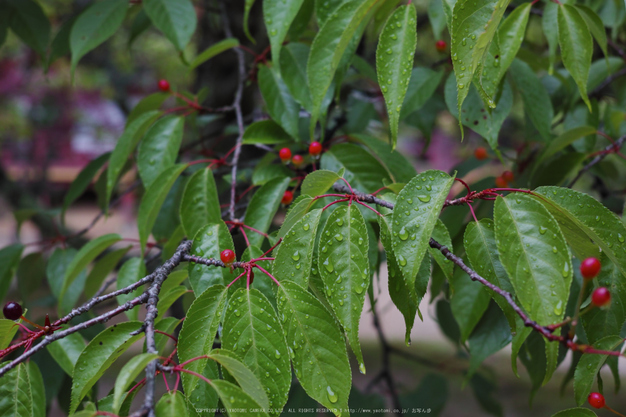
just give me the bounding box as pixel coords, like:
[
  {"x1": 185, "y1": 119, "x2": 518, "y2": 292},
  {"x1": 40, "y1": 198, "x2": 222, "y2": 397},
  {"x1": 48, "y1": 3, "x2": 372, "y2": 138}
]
[
  {"x1": 3, "y1": 302, "x2": 23, "y2": 321},
  {"x1": 435, "y1": 40, "x2": 447, "y2": 52},
  {"x1": 502, "y1": 170, "x2": 514, "y2": 182},
  {"x1": 309, "y1": 141, "x2": 322, "y2": 157},
  {"x1": 279, "y1": 148, "x2": 292, "y2": 162},
  {"x1": 581, "y1": 257, "x2": 601, "y2": 279},
  {"x1": 474, "y1": 147, "x2": 488, "y2": 160},
  {"x1": 282, "y1": 191, "x2": 294, "y2": 205},
  {"x1": 592, "y1": 287, "x2": 611, "y2": 307},
  {"x1": 588, "y1": 392, "x2": 605, "y2": 409},
  {"x1": 157, "y1": 79, "x2": 170, "y2": 92},
  {"x1": 292, "y1": 154, "x2": 304, "y2": 167},
  {"x1": 495, "y1": 176, "x2": 508, "y2": 188},
  {"x1": 220, "y1": 249, "x2": 235, "y2": 265}
]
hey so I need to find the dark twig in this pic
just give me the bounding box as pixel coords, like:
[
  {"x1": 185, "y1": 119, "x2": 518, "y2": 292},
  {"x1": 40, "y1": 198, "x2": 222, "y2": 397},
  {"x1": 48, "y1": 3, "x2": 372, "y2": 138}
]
[
  {"x1": 221, "y1": 0, "x2": 247, "y2": 221},
  {"x1": 569, "y1": 135, "x2": 626, "y2": 187},
  {"x1": 134, "y1": 240, "x2": 193, "y2": 417},
  {"x1": 589, "y1": 67, "x2": 626, "y2": 98}
]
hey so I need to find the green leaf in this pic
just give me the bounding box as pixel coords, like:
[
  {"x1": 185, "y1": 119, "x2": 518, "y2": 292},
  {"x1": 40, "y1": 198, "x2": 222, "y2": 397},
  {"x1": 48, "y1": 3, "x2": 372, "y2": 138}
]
[
  {"x1": 318, "y1": 205, "x2": 369, "y2": 371},
  {"x1": 464, "y1": 219, "x2": 517, "y2": 330},
  {"x1": 0, "y1": 319, "x2": 19, "y2": 350},
  {"x1": 128, "y1": 9, "x2": 151, "y2": 47},
  {"x1": 273, "y1": 209, "x2": 323, "y2": 288},
  {"x1": 392, "y1": 170, "x2": 455, "y2": 295},
  {"x1": 444, "y1": 73, "x2": 513, "y2": 150},
  {"x1": 509, "y1": 59, "x2": 554, "y2": 142},
  {"x1": 401, "y1": 373, "x2": 448, "y2": 416},
  {"x1": 574, "y1": 335, "x2": 623, "y2": 405},
  {"x1": 539, "y1": 125, "x2": 597, "y2": 165},
  {"x1": 477, "y1": 2, "x2": 531, "y2": 103},
  {"x1": 143, "y1": 0, "x2": 197, "y2": 51},
  {"x1": 315, "y1": 0, "x2": 348, "y2": 27},
  {"x1": 0, "y1": 362, "x2": 45, "y2": 417},
  {"x1": 127, "y1": 95, "x2": 167, "y2": 127},
  {"x1": 575, "y1": 5, "x2": 608, "y2": 60},
  {"x1": 242, "y1": 120, "x2": 293, "y2": 145},
  {"x1": 0, "y1": 244, "x2": 24, "y2": 304},
  {"x1": 70, "y1": 0, "x2": 127, "y2": 76},
  {"x1": 70, "y1": 322, "x2": 143, "y2": 414},
  {"x1": 552, "y1": 408, "x2": 597, "y2": 417},
  {"x1": 258, "y1": 65, "x2": 300, "y2": 139},
  {"x1": 59, "y1": 234, "x2": 121, "y2": 310},
  {"x1": 450, "y1": 268, "x2": 490, "y2": 342},
  {"x1": 467, "y1": 302, "x2": 512, "y2": 377},
  {"x1": 276, "y1": 281, "x2": 351, "y2": 416},
  {"x1": 450, "y1": 0, "x2": 512, "y2": 123},
  {"x1": 350, "y1": 134, "x2": 417, "y2": 183},
  {"x1": 189, "y1": 38, "x2": 239, "y2": 70},
  {"x1": 244, "y1": 0, "x2": 257, "y2": 43},
  {"x1": 116, "y1": 257, "x2": 146, "y2": 321},
  {"x1": 379, "y1": 214, "x2": 418, "y2": 346},
  {"x1": 301, "y1": 170, "x2": 341, "y2": 197},
  {"x1": 207, "y1": 350, "x2": 270, "y2": 412},
  {"x1": 178, "y1": 284, "x2": 228, "y2": 395},
  {"x1": 6, "y1": 0, "x2": 50, "y2": 58},
  {"x1": 243, "y1": 177, "x2": 291, "y2": 248},
  {"x1": 84, "y1": 246, "x2": 131, "y2": 298},
  {"x1": 493, "y1": 194, "x2": 572, "y2": 325},
  {"x1": 557, "y1": 4, "x2": 593, "y2": 111},
  {"x1": 156, "y1": 391, "x2": 188, "y2": 417},
  {"x1": 138, "y1": 115, "x2": 185, "y2": 189},
  {"x1": 543, "y1": 2, "x2": 558, "y2": 74},
  {"x1": 263, "y1": 0, "x2": 305, "y2": 63},
  {"x1": 180, "y1": 168, "x2": 221, "y2": 239},
  {"x1": 223, "y1": 288, "x2": 290, "y2": 413},
  {"x1": 533, "y1": 187, "x2": 626, "y2": 276},
  {"x1": 278, "y1": 195, "x2": 315, "y2": 238},
  {"x1": 428, "y1": 0, "x2": 447, "y2": 39},
  {"x1": 46, "y1": 333, "x2": 86, "y2": 376},
  {"x1": 321, "y1": 143, "x2": 392, "y2": 193},
  {"x1": 307, "y1": 0, "x2": 382, "y2": 131},
  {"x1": 137, "y1": 164, "x2": 187, "y2": 252},
  {"x1": 279, "y1": 43, "x2": 313, "y2": 111},
  {"x1": 188, "y1": 222, "x2": 237, "y2": 294},
  {"x1": 399, "y1": 67, "x2": 445, "y2": 120},
  {"x1": 47, "y1": 248, "x2": 87, "y2": 315},
  {"x1": 112, "y1": 353, "x2": 159, "y2": 413},
  {"x1": 376, "y1": 4, "x2": 417, "y2": 149},
  {"x1": 107, "y1": 111, "x2": 161, "y2": 208},
  {"x1": 210, "y1": 380, "x2": 269, "y2": 417}
]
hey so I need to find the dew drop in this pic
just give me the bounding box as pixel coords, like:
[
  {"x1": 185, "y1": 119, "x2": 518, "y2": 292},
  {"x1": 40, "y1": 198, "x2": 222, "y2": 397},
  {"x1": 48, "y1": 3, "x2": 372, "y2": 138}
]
[{"x1": 327, "y1": 386, "x2": 338, "y2": 403}]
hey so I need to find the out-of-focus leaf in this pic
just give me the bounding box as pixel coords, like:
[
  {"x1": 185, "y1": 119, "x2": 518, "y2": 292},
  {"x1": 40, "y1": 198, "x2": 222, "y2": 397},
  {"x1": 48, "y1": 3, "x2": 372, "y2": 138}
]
[{"x1": 143, "y1": 0, "x2": 197, "y2": 51}]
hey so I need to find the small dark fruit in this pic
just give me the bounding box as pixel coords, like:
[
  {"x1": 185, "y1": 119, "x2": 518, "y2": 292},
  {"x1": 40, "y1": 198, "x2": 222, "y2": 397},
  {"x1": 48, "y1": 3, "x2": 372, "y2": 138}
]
[
  {"x1": 220, "y1": 249, "x2": 236, "y2": 265},
  {"x1": 580, "y1": 257, "x2": 601, "y2": 279},
  {"x1": 157, "y1": 79, "x2": 170, "y2": 92},
  {"x1": 591, "y1": 287, "x2": 611, "y2": 307},
  {"x1": 474, "y1": 147, "x2": 488, "y2": 160},
  {"x1": 279, "y1": 148, "x2": 292, "y2": 163},
  {"x1": 587, "y1": 392, "x2": 605, "y2": 409},
  {"x1": 282, "y1": 191, "x2": 294, "y2": 205},
  {"x1": 502, "y1": 171, "x2": 514, "y2": 182},
  {"x1": 495, "y1": 176, "x2": 508, "y2": 188},
  {"x1": 3, "y1": 301, "x2": 23, "y2": 321},
  {"x1": 309, "y1": 141, "x2": 322, "y2": 157},
  {"x1": 435, "y1": 40, "x2": 447, "y2": 52}
]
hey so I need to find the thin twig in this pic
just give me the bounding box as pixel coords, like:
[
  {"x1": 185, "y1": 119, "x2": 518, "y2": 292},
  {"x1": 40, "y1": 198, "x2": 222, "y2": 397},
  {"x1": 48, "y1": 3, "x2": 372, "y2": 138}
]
[
  {"x1": 569, "y1": 135, "x2": 626, "y2": 187},
  {"x1": 221, "y1": 0, "x2": 247, "y2": 221}
]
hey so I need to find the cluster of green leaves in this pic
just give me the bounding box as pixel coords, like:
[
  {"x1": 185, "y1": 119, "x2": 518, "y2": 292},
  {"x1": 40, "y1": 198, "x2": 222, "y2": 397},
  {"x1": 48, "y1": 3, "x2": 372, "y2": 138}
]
[{"x1": 1, "y1": 0, "x2": 626, "y2": 416}]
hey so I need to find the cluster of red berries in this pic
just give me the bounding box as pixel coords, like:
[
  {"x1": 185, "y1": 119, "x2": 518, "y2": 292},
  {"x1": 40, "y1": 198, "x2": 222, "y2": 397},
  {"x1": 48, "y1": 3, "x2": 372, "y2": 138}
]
[
  {"x1": 495, "y1": 170, "x2": 514, "y2": 188},
  {"x1": 3, "y1": 301, "x2": 23, "y2": 321},
  {"x1": 278, "y1": 142, "x2": 322, "y2": 165},
  {"x1": 580, "y1": 257, "x2": 611, "y2": 307}
]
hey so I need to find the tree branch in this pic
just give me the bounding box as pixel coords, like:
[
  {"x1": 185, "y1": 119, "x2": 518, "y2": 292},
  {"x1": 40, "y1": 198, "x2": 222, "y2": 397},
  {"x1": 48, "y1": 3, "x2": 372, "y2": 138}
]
[{"x1": 569, "y1": 135, "x2": 626, "y2": 188}]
